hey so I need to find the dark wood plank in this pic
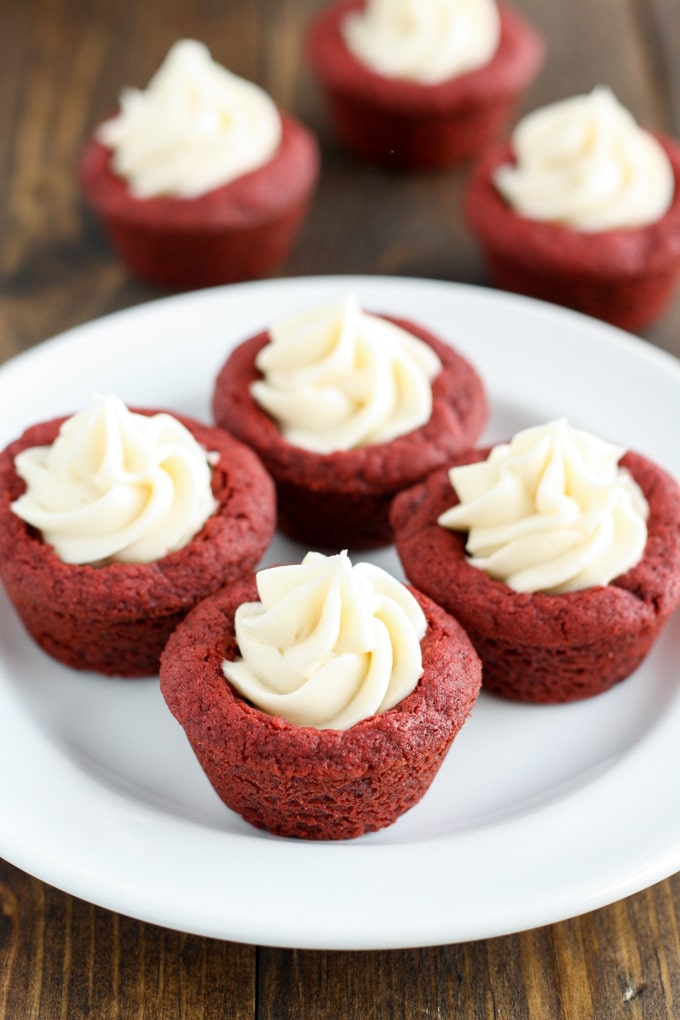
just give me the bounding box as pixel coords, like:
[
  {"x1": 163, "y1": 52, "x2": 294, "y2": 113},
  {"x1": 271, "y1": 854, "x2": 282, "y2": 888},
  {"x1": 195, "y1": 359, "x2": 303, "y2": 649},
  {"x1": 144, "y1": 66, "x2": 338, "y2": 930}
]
[
  {"x1": 0, "y1": 859, "x2": 256, "y2": 1020},
  {"x1": 257, "y1": 873, "x2": 680, "y2": 1018},
  {"x1": 1, "y1": 0, "x2": 679, "y2": 360},
  {"x1": 631, "y1": 0, "x2": 680, "y2": 134}
]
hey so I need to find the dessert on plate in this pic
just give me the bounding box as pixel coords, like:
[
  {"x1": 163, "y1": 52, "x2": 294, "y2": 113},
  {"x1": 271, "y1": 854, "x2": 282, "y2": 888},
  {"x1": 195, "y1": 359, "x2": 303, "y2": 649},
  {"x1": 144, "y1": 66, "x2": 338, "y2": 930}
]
[
  {"x1": 211, "y1": 293, "x2": 488, "y2": 548},
  {"x1": 160, "y1": 550, "x2": 482, "y2": 839},
  {"x1": 464, "y1": 87, "x2": 680, "y2": 330},
  {"x1": 79, "y1": 39, "x2": 319, "y2": 289},
  {"x1": 305, "y1": 0, "x2": 544, "y2": 168},
  {"x1": 391, "y1": 419, "x2": 680, "y2": 703},
  {"x1": 0, "y1": 395, "x2": 276, "y2": 676}
]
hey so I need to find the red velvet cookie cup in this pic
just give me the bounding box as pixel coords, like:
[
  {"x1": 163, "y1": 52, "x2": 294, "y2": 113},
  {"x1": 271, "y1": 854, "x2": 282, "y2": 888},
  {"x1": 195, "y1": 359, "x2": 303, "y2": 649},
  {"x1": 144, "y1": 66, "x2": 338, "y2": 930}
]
[
  {"x1": 211, "y1": 315, "x2": 488, "y2": 549},
  {"x1": 79, "y1": 112, "x2": 320, "y2": 290},
  {"x1": 305, "y1": 0, "x2": 544, "y2": 169},
  {"x1": 159, "y1": 574, "x2": 482, "y2": 840},
  {"x1": 391, "y1": 448, "x2": 680, "y2": 703},
  {"x1": 464, "y1": 135, "x2": 680, "y2": 331},
  {"x1": 0, "y1": 412, "x2": 276, "y2": 677}
]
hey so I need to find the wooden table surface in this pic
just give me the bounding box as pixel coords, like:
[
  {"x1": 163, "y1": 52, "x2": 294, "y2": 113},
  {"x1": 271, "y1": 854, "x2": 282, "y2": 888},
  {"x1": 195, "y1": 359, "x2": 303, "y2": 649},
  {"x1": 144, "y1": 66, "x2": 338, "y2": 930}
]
[{"x1": 2, "y1": 0, "x2": 680, "y2": 1016}]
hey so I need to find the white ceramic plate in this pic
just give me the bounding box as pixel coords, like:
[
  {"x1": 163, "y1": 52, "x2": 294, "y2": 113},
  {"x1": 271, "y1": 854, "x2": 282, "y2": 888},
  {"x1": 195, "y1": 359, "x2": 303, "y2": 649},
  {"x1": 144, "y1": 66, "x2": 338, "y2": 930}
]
[{"x1": 1, "y1": 276, "x2": 679, "y2": 951}]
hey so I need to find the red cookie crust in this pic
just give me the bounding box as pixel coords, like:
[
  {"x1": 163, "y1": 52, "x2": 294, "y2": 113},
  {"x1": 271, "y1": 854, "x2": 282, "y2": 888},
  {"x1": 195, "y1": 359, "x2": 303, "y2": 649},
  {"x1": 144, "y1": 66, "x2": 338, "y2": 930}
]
[
  {"x1": 211, "y1": 315, "x2": 488, "y2": 548},
  {"x1": 464, "y1": 135, "x2": 680, "y2": 331},
  {"x1": 391, "y1": 448, "x2": 680, "y2": 703},
  {"x1": 159, "y1": 576, "x2": 482, "y2": 840},
  {"x1": 0, "y1": 412, "x2": 276, "y2": 677},
  {"x1": 305, "y1": 0, "x2": 544, "y2": 169},
  {"x1": 79, "y1": 112, "x2": 320, "y2": 290}
]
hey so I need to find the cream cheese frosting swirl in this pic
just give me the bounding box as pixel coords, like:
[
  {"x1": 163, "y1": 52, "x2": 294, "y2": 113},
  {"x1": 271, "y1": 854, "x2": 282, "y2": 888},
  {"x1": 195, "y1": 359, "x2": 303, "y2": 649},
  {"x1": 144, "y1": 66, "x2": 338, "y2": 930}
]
[
  {"x1": 98, "y1": 39, "x2": 282, "y2": 199},
  {"x1": 11, "y1": 395, "x2": 217, "y2": 565},
  {"x1": 438, "y1": 419, "x2": 649, "y2": 594},
  {"x1": 251, "y1": 295, "x2": 442, "y2": 453},
  {"x1": 494, "y1": 86, "x2": 674, "y2": 231},
  {"x1": 342, "y1": 0, "x2": 500, "y2": 84},
  {"x1": 222, "y1": 550, "x2": 427, "y2": 729}
]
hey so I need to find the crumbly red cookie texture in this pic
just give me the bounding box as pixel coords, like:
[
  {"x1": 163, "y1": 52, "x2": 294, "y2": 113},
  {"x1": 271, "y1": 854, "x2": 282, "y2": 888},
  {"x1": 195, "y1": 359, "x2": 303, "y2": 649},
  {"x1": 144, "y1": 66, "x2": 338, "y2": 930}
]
[
  {"x1": 159, "y1": 576, "x2": 481, "y2": 840},
  {"x1": 211, "y1": 316, "x2": 488, "y2": 549},
  {"x1": 305, "y1": 0, "x2": 544, "y2": 169},
  {"x1": 0, "y1": 412, "x2": 276, "y2": 677},
  {"x1": 464, "y1": 135, "x2": 680, "y2": 331},
  {"x1": 391, "y1": 448, "x2": 680, "y2": 703},
  {"x1": 79, "y1": 112, "x2": 319, "y2": 290}
]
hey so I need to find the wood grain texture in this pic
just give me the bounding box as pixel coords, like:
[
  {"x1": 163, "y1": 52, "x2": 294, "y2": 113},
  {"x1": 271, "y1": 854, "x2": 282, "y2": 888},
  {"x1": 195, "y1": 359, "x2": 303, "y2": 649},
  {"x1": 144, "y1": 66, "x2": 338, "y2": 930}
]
[
  {"x1": 1, "y1": 0, "x2": 680, "y2": 1017},
  {"x1": 0, "y1": 860, "x2": 256, "y2": 1020},
  {"x1": 256, "y1": 877, "x2": 680, "y2": 1019},
  {"x1": 2, "y1": 0, "x2": 679, "y2": 360}
]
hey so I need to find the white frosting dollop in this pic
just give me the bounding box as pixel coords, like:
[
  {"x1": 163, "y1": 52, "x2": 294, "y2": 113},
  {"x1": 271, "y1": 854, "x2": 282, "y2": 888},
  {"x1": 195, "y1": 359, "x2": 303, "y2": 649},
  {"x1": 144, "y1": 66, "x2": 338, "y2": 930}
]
[
  {"x1": 222, "y1": 550, "x2": 427, "y2": 729},
  {"x1": 494, "y1": 87, "x2": 674, "y2": 231},
  {"x1": 12, "y1": 395, "x2": 217, "y2": 565},
  {"x1": 98, "y1": 39, "x2": 282, "y2": 198},
  {"x1": 251, "y1": 295, "x2": 442, "y2": 453},
  {"x1": 437, "y1": 419, "x2": 649, "y2": 594},
  {"x1": 342, "y1": 0, "x2": 500, "y2": 84}
]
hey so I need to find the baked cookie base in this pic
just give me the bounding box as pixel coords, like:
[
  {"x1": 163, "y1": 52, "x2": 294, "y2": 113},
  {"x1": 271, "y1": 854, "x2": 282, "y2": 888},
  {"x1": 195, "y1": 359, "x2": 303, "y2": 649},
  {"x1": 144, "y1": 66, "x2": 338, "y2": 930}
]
[
  {"x1": 0, "y1": 412, "x2": 276, "y2": 676},
  {"x1": 392, "y1": 449, "x2": 680, "y2": 703},
  {"x1": 160, "y1": 577, "x2": 482, "y2": 839}
]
